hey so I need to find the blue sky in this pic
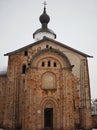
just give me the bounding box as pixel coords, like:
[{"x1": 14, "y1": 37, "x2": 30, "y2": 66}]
[{"x1": 0, "y1": 0, "x2": 97, "y2": 99}]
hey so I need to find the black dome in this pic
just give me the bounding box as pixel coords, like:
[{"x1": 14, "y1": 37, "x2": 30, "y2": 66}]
[{"x1": 39, "y1": 7, "x2": 50, "y2": 24}]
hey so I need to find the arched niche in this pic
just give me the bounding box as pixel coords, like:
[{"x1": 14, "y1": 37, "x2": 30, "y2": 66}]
[{"x1": 42, "y1": 72, "x2": 56, "y2": 90}]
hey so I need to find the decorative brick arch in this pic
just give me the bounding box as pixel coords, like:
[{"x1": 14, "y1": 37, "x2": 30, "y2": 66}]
[
  {"x1": 40, "y1": 97, "x2": 58, "y2": 108},
  {"x1": 30, "y1": 48, "x2": 72, "y2": 70}
]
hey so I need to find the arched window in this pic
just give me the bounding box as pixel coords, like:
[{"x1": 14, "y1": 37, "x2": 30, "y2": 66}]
[
  {"x1": 22, "y1": 64, "x2": 26, "y2": 74},
  {"x1": 46, "y1": 45, "x2": 49, "y2": 48},
  {"x1": 48, "y1": 61, "x2": 51, "y2": 67},
  {"x1": 42, "y1": 61, "x2": 45, "y2": 67},
  {"x1": 53, "y1": 62, "x2": 57, "y2": 67}
]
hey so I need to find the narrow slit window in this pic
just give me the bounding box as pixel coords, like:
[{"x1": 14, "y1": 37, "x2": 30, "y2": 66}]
[
  {"x1": 22, "y1": 64, "x2": 26, "y2": 74},
  {"x1": 48, "y1": 61, "x2": 51, "y2": 67},
  {"x1": 24, "y1": 50, "x2": 28, "y2": 56},
  {"x1": 54, "y1": 62, "x2": 57, "y2": 67},
  {"x1": 42, "y1": 61, "x2": 45, "y2": 67},
  {"x1": 73, "y1": 100, "x2": 75, "y2": 110}
]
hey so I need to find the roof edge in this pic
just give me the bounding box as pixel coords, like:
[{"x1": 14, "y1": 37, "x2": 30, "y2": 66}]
[{"x1": 4, "y1": 37, "x2": 93, "y2": 58}]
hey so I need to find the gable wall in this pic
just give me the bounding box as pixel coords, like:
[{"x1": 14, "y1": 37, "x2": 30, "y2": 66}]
[{"x1": 7, "y1": 40, "x2": 86, "y2": 76}]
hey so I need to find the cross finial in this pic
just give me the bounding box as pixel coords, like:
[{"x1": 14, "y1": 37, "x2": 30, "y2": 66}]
[{"x1": 43, "y1": 1, "x2": 47, "y2": 8}]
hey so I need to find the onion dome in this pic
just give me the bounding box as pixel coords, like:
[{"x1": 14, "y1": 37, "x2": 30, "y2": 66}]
[
  {"x1": 33, "y1": 6, "x2": 56, "y2": 41},
  {"x1": 39, "y1": 7, "x2": 50, "y2": 25}
]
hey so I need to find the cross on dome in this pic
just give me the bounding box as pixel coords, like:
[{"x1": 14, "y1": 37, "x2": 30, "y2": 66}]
[{"x1": 43, "y1": 1, "x2": 47, "y2": 8}]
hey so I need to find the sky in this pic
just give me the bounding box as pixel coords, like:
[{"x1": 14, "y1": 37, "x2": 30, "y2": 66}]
[{"x1": 0, "y1": 0, "x2": 97, "y2": 99}]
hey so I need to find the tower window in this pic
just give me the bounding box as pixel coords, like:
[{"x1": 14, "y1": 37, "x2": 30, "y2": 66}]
[
  {"x1": 24, "y1": 50, "x2": 28, "y2": 56},
  {"x1": 22, "y1": 64, "x2": 26, "y2": 74},
  {"x1": 54, "y1": 62, "x2": 57, "y2": 67},
  {"x1": 42, "y1": 61, "x2": 45, "y2": 67},
  {"x1": 48, "y1": 61, "x2": 51, "y2": 67}
]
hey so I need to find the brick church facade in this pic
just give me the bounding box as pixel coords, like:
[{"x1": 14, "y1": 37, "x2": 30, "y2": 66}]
[{"x1": 0, "y1": 5, "x2": 93, "y2": 130}]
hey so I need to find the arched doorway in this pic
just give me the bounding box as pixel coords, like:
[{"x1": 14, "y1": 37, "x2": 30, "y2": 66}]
[{"x1": 41, "y1": 97, "x2": 58, "y2": 130}]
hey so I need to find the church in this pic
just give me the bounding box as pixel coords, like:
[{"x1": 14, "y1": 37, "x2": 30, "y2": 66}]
[{"x1": 0, "y1": 4, "x2": 93, "y2": 130}]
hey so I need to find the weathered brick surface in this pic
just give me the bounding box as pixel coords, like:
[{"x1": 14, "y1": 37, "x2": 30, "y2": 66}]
[
  {"x1": 0, "y1": 39, "x2": 93, "y2": 130},
  {"x1": 0, "y1": 74, "x2": 7, "y2": 127},
  {"x1": 92, "y1": 115, "x2": 97, "y2": 128}
]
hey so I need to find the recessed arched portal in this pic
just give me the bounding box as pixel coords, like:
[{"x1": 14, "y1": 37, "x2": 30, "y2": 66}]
[{"x1": 40, "y1": 97, "x2": 59, "y2": 129}]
